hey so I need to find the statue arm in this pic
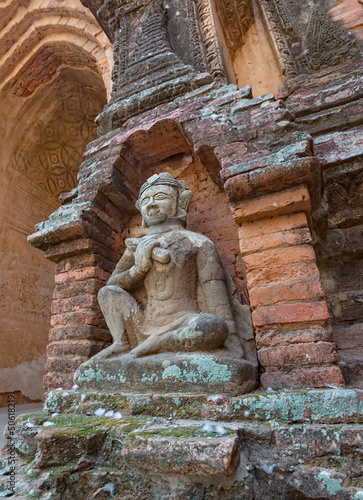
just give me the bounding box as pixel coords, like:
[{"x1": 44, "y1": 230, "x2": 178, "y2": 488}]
[
  {"x1": 197, "y1": 241, "x2": 236, "y2": 333},
  {"x1": 107, "y1": 248, "x2": 145, "y2": 290}
]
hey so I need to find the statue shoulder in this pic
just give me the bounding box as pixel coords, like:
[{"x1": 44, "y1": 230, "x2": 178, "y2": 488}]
[{"x1": 182, "y1": 229, "x2": 216, "y2": 248}]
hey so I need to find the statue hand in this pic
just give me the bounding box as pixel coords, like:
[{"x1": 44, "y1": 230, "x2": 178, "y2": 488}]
[{"x1": 133, "y1": 239, "x2": 161, "y2": 273}]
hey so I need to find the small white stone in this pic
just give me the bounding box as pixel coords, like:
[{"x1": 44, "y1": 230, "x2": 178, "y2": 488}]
[
  {"x1": 80, "y1": 394, "x2": 86, "y2": 402},
  {"x1": 94, "y1": 408, "x2": 106, "y2": 416},
  {"x1": 25, "y1": 422, "x2": 35, "y2": 428},
  {"x1": 244, "y1": 410, "x2": 250, "y2": 417},
  {"x1": 207, "y1": 395, "x2": 223, "y2": 403},
  {"x1": 105, "y1": 410, "x2": 114, "y2": 417},
  {"x1": 215, "y1": 424, "x2": 227, "y2": 435},
  {"x1": 267, "y1": 387, "x2": 273, "y2": 392},
  {"x1": 114, "y1": 412, "x2": 123, "y2": 419},
  {"x1": 51, "y1": 413, "x2": 61, "y2": 418},
  {"x1": 104, "y1": 483, "x2": 116, "y2": 495},
  {"x1": 62, "y1": 391, "x2": 70, "y2": 397},
  {"x1": 211, "y1": 113, "x2": 218, "y2": 120},
  {"x1": 43, "y1": 421, "x2": 56, "y2": 427},
  {"x1": 72, "y1": 384, "x2": 79, "y2": 391},
  {"x1": 55, "y1": 388, "x2": 63, "y2": 391},
  {"x1": 202, "y1": 422, "x2": 213, "y2": 433},
  {"x1": 176, "y1": 10, "x2": 180, "y2": 15}
]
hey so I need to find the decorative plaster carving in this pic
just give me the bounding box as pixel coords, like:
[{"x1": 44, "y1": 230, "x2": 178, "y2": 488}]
[
  {"x1": 296, "y1": 5, "x2": 360, "y2": 72},
  {"x1": 10, "y1": 89, "x2": 101, "y2": 197},
  {"x1": 197, "y1": 0, "x2": 226, "y2": 81}
]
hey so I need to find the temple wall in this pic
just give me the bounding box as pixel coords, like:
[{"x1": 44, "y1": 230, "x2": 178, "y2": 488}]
[{"x1": 0, "y1": 0, "x2": 111, "y2": 403}]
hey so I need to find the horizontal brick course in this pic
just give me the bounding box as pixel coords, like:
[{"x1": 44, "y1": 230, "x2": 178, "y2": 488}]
[
  {"x1": 244, "y1": 245, "x2": 315, "y2": 271},
  {"x1": 230, "y1": 187, "x2": 311, "y2": 224},
  {"x1": 252, "y1": 301, "x2": 330, "y2": 326},
  {"x1": 258, "y1": 342, "x2": 338, "y2": 368},
  {"x1": 255, "y1": 324, "x2": 332, "y2": 349},
  {"x1": 246, "y1": 261, "x2": 320, "y2": 289},
  {"x1": 238, "y1": 212, "x2": 308, "y2": 239},
  {"x1": 239, "y1": 227, "x2": 312, "y2": 255},
  {"x1": 260, "y1": 366, "x2": 345, "y2": 389},
  {"x1": 249, "y1": 279, "x2": 324, "y2": 308}
]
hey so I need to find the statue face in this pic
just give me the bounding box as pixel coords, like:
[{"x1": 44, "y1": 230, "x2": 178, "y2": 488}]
[{"x1": 139, "y1": 185, "x2": 178, "y2": 226}]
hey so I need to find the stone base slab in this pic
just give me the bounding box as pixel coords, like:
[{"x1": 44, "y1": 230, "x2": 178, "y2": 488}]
[
  {"x1": 8, "y1": 388, "x2": 363, "y2": 499},
  {"x1": 45, "y1": 387, "x2": 363, "y2": 425},
  {"x1": 74, "y1": 353, "x2": 258, "y2": 396}
]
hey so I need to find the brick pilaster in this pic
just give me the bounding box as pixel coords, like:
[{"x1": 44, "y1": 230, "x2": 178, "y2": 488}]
[{"x1": 230, "y1": 186, "x2": 344, "y2": 389}]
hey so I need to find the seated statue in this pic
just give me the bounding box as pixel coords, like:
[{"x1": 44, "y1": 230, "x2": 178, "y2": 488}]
[{"x1": 75, "y1": 173, "x2": 258, "y2": 395}]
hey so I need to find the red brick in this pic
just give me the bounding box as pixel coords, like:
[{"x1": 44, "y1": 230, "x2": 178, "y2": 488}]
[
  {"x1": 258, "y1": 341, "x2": 338, "y2": 368},
  {"x1": 214, "y1": 141, "x2": 249, "y2": 169},
  {"x1": 244, "y1": 245, "x2": 315, "y2": 271},
  {"x1": 230, "y1": 187, "x2": 311, "y2": 224},
  {"x1": 53, "y1": 279, "x2": 105, "y2": 299},
  {"x1": 239, "y1": 227, "x2": 312, "y2": 255},
  {"x1": 247, "y1": 261, "x2": 320, "y2": 289},
  {"x1": 47, "y1": 341, "x2": 109, "y2": 358},
  {"x1": 49, "y1": 325, "x2": 111, "y2": 342},
  {"x1": 224, "y1": 173, "x2": 252, "y2": 201},
  {"x1": 255, "y1": 322, "x2": 332, "y2": 349},
  {"x1": 43, "y1": 375, "x2": 73, "y2": 391},
  {"x1": 252, "y1": 301, "x2": 330, "y2": 326},
  {"x1": 238, "y1": 212, "x2": 308, "y2": 239},
  {"x1": 45, "y1": 355, "x2": 87, "y2": 374},
  {"x1": 50, "y1": 310, "x2": 106, "y2": 328},
  {"x1": 249, "y1": 279, "x2": 324, "y2": 307},
  {"x1": 51, "y1": 295, "x2": 99, "y2": 314},
  {"x1": 255, "y1": 324, "x2": 332, "y2": 348},
  {"x1": 260, "y1": 366, "x2": 345, "y2": 390},
  {"x1": 55, "y1": 267, "x2": 110, "y2": 284}
]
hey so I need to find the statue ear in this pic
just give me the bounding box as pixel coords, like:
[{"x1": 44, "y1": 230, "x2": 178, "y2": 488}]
[{"x1": 178, "y1": 190, "x2": 193, "y2": 217}]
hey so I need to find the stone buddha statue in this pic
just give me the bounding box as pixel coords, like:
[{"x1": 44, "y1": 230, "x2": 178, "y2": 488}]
[{"x1": 75, "y1": 173, "x2": 258, "y2": 395}]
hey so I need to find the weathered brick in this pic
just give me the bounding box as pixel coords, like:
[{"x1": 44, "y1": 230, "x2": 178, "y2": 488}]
[
  {"x1": 51, "y1": 295, "x2": 99, "y2": 314},
  {"x1": 238, "y1": 212, "x2": 308, "y2": 239},
  {"x1": 244, "y1": 245, "x2": 315, "y2": 271},
  {"x1": 255, "y1": 324, "x2": 332, "y2": 348},
  {"x1": 53, "y1": 279, "x2": 105, "y2": 299},
  {"x1": 260, "y1": 366, "x2": 345, "y2": 389},
  {"x1": 49, "y1": 325, "x2": 111, "y2": 342},
  {"x1": 47, "y1": 341, "x2": 109, "y2": 358},
  {"x1": 238, "y1": 227, "x2": 312, "y2": 255},
  {"x1": 258, "y1": 341, "x2": 338, "y2": 368},
  {"x1": 252, "y1": 301, "x2": 330, "y2": 326},
  {"x1": 55, "y1": 267, "x2": 110, "y2": 285},
  {"x1": 45, "y1": 355, "x2": 88, "y2": 373},
  {"x1": 43, "y1": 375, "x2": 73, "y2": 391},
  {"x1": 230, "y1": 187, "x2": 311, "y2": 224},
  {"x1": 249, "y1": 279, "x2": 324, "y2": 308},
  {"x1": 247, "y1": 261, "x2": 320, "y2": 289},
  {"x1": 50, "y1": 310, "x2": 106, "y2": 328}
]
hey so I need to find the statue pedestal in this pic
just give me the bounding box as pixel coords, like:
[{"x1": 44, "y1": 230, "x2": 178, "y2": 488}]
[
  {"x1": 74, "y1": 353, "x2": 258, "y2": 396},
  {"x1": 10, "y1": 388, "x2": 363, "y2": 498}
]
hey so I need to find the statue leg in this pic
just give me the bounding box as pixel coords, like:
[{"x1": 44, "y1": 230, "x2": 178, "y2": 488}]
[
  {"x1": 92, "y1": 285, "x2": 144, "y2": 361},
  {"x1": 129, "y1": 313, "x2": 228, "y2": 357}
]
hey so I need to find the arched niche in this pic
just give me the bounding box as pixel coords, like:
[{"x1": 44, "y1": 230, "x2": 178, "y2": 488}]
[
  {"x1": 210, "y1": 0, "x2": 284, "y2": 95},
  {"x1": 0, "y1": 67, "x2": 107, "y2": 403}
]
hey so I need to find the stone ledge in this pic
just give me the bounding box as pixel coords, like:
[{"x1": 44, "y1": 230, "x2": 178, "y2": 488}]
[{"x1": 44, "y1": 388, "x2": 363, "y2": 425}]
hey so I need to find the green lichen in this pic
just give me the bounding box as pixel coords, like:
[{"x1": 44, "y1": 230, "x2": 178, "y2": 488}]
[
  {"x1": 45, "y1": 392, "x2": 59, "y2": 413},
  {"x1": 317, "y1": 471, "x2": 343, "y2": 495},
  {"x1": 354, "y1": 491, "x2": 363, "y2": 499},
  {"x1": 162, "y1": 355, "x2": 232, "y2": 383},
  {"x1": 141, "y1": 373, "x2": 159, "y2": 383},
  {"x1": 77, "y1": 365, "x2": 106, "y2": 383}
]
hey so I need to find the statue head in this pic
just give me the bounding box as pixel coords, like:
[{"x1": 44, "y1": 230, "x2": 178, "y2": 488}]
[{"x1": 136, "y1": 173, "x2": 193, "y2": 227}]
